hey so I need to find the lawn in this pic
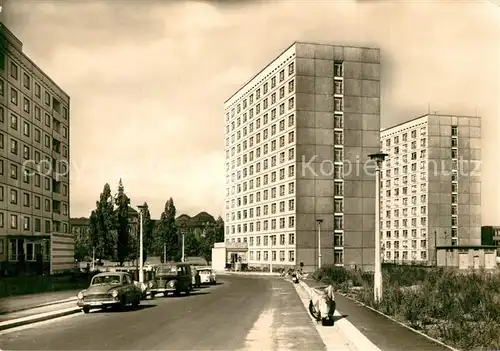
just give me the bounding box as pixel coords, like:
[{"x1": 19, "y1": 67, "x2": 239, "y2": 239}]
[
  {"x1": 0, "y1": 273, "x2": 91, "y2": 299},
  {"x1": 315, "y1": 264, "x2": 500, "y2": 351}
]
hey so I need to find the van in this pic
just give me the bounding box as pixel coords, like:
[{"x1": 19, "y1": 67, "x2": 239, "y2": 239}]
[{"x1": 148, "y1": 262, "x2": 192, "y2": 297}]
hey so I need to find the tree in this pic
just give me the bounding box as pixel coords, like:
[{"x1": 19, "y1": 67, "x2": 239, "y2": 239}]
[
  {"x1": 184, "y1": 232, "x2": 201, "y2": 257},
  {"x1": 214, "y1": 216, "x2": 225, "y2": 242},
  {"x1": 157, "y1": 198, "x2": 179, "y2": 262},
  {"x1": 74, "y1": 229, "x2": 91, "y2": 262},
  {"x1": 115, "y1": 179, "x2": 130, "y2": 266},
  {"x1": 89, "y1": 184, "x2": 116, "y2": 260},
  {"x1": 198, "y1": 216, "x2": 224, "y2": 263},
  {"x1": 140, "y1": 202, "x2": 155, "y2": 264}
]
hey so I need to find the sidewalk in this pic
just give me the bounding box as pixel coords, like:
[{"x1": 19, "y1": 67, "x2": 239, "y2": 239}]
[
  {"x1": 302, "y1": 279, "x2": 453, "y2": 351},
  {"x1": 0, "y1": 290, "x2": 79, "y2": 314}
]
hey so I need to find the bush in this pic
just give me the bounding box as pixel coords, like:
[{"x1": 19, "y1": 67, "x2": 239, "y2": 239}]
[{"x1": 315, "y1": 265, "x2": 500, "y2": 350}]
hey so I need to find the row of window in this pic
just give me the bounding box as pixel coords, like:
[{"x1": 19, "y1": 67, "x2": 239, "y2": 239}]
[
  {"x1": 226, "y1": 62, "x2": 296, "y2": 121},
  {"x1": 226, "y1": 78, "x2": 295, "y2": 139},
  {"x1": 384, "y1": 228, "x2": 427, "y2": 239},
  {"x1": 0, "y1": 211, "x2": 68, "y2": 233},
  {"x1": 6, "y1": 61, "x2": 68, "y2": 119},
  {"x1": 385, "y1": 239, "x2": 427, "y2": 250},
  {"x1": 390, "y1": 139, "x2": 427, "y2": 155},
  {"x1": 226, "y1": 198, "x2": 295, "y2": 220},
  {"x1": 228, "y1": 215, "x2": 296, "y2": 234},
  {"x1": 0, "y1": 160, "x2": 68, "y2": 195},
  {"x1": 384, "y1": 127, "x2": 427, "y2": 147},
  {"x1": 5, "y1": 239, "x2": 50, "y2": 262},
  {"x1": 385, "y1": 206, "x2": 427, "y2": 219},
  {"x1": 384, "y1": 183, "x2": 428, "y2": 199},
  {"x1": 385, "y1": 250, "x2": 427, "y2": 261},
  {"x1": 384, "y1": 217, "x2": 427, "y2": 229},
  {"x1": 226, "y1": 113, "x2": 295, "y2": 163},
  {"x1": 1, "y1": 105, "x2": 68, "y2": 141},
  {"x1": 1, "y1": 133, "x2": 68, "y2": 164},
  {"x1": 249, "y1": 250, "x2": 295, "y2": 262},
  {"x1": 383, "y1": 161, "x2": 426, "y2": 179},
  {"x1": 0, "y1": 185, "x2": 66, "y2": 212}
]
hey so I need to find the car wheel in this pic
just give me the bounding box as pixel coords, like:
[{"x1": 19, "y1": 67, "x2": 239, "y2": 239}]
[
  {"x1": 132, "y1": 296, "x2": 140, "y2": 308},
  {"x1": 150, "y1": 293, "x2": 156, "y2": 299},
  {"x1": 120, "y1": 296, "x2": 127, "y2": 310},
  {"x1": 83, "y1": 307, "x2": 90, "y2": 314},
  {"x1": 185, "y1": 289, "x2": 190, "y2": 296}
]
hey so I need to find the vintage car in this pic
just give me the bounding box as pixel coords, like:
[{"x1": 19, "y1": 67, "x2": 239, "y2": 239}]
[
  {"x1": 76, "y1": 272, "x2": 143, "y2": 314},
  {"x1": 197, "y1": 266, "x2": 216, "y2": 285},
  {"x1": 148, "y1": 263, "x2": 192, "y2": 297},
  {"x1": 190, "y1": 265, "x2": 201, "y2": 288}
]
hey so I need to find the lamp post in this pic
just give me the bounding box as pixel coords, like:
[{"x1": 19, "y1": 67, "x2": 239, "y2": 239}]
[
  {"x1": 368, "y1": 152, "x2": 388, "y2": 304},
  {"x1": 269, "y1": 235, "x2": 273, "y2": 273},
  {"x1": 316, "y1": 219, "x2": 323, "y2": 269},
  {"x1": 137, "y1": 205, "x2": 145, "y2": 283},
  {"x1": 181, "y1": 226, "x2": 186, "y2": 263}
]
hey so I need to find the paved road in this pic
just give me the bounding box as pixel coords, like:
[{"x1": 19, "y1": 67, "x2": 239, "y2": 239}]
[{"x1": 0, "y1": 276, "x2": 326, "y2": 350}]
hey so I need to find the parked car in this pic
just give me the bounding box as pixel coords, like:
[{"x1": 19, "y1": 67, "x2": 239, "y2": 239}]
[
  {"x1": 76, "y1": 272, "x2": 142, "y2": 314},
  {"x1": 197, "y1": 266, "x2": 216, "y2": 285},
  {"x1": 148, "y1": 263, "x2": 192, "y2": 297},
  {"x1": 190, "y1": 265, "x2": 201, "y2": 288}
]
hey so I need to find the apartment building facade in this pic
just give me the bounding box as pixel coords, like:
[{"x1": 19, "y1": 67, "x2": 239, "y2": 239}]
[
  {"x1": 380, "y1": 114, "x2": 481, "y2": 265},
  {"x1": 0, "y1": 24, "x2": 71, "y2": 275},
  {"x1": 223, "y1": 42, "x2": 380, "y2": 271}
]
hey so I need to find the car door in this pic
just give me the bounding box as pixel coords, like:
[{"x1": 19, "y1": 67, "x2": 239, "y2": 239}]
[
  {"x1": 183, "y1": 265, "x2": 191, "y2": 291},
  {"x1": 123, "y1": 274, "x2": 133, "y2": 301}
]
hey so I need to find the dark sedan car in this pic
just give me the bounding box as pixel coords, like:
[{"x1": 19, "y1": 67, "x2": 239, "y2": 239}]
[{"x1": 77, "y1": 272, "x2": 142, "y2": 314}]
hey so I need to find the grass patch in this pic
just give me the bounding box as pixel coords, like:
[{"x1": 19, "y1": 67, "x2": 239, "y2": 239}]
[
  {"x1": 315, "y1": 265, "x2": 500, "y2": 350},
  {"x1": 0, "y1": 273, "x2": 93, "y2": 298}
]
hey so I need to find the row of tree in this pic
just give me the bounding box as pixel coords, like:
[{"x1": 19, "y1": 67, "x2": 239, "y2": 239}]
[{"x1": 74, "y1": 183, "x2": 224, "y2": 265}]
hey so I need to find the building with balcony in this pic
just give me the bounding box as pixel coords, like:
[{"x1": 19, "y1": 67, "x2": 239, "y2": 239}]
[
  {"x1": 0, "y1": 24, "x2": 71, "y2": 275},
  {"x1": 223, "y1": 42, "x2": 381, "y2": 271},
  {"x1": 380, "y1": 114, "x2": 482, "y2": 265}
]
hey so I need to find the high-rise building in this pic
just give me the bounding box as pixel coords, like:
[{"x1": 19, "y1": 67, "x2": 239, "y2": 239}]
[
  {"x1": 0, "y1": 24, "x2": 71, "y2": 275},
  {"x1": 380, "y1": 114, "x2": 481, "y2": 264},
  {"x1": 223, "y1": 42, "x2": 380, "y2": 271}
]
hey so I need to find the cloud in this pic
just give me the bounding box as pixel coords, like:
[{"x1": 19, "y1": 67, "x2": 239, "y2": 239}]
[{"x1": 3, "y1": 0, "x2": 499, "y2": 223}]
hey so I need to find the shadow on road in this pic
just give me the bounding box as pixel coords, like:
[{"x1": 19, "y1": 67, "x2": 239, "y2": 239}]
[{"x1": 95, "y1": 304, "x2": 156, "y2": 313}]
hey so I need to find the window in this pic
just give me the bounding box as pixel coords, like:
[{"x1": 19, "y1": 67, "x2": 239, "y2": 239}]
[
  {"x1": 334, "y1": 97, "x2": 343, "y2": 112},
  {"x1": 45, "y1": 220, "x2": 51, "y2": 233},
  {"x1": 334, "y1": 80, "x2": 343, "y2": 94},
  {"x1": 35, "y1": 83, "x2": 41, "y2": 97},
  {"x1": 334, "y1": 62, "x2": 343, "y2": 77},
  {"x1": 45, "y1": 91, "x2": 51, "y2": 106},
  {"x1": 10, "y1": 62, "x2": 18, "y2": 79},
  {"x1": 23, "y1": 192, "x2": 30, "y2": 207},
  {"x1": 334, "y1": 250, "x2": 344, "y2": 264},
  {"x1": 451, "y1": 126, "x2": 458, "y2": 136},
  {"x1": 288, "y1": 250, "x2": 295, "y2": 262},
  {"x1": 23, "y1": 97, "x2": 30, "y2": 113},
  {"x1": 10, "y1": 114, "x2": 18, "y2": 130},
  {"x1": 23, "y1": 217, "x2": 30, "y2": 231},
  {"x1": 10, "y1": 189, "x2": 17, "y2": 204},
  {"x1": 10, "y1": 214, "x2": 18, "y2": 229},
  {"x1": 9, "y1": 238, "x2": 18, "y2": 261},
  {"x1": 23, "y1": 72, "x2": 31, "y2": 89},
  {"x1": 10, "y1": 88, "x2": 18, "y2": 105},
  {"x1": 288, "y1": 62, "x2": 294, "y2": 75},
  {"x1": 45, "y1": 113, "x2": 51, "y2": 127},
  {"x1": 10, "y1": 139, "x2": 17, "y2": 154},
  {"x1": 10, "y1": 164, "x2": 17, "y2": 179},
  {"x1": 23, "y1": 121, "x2": 30, "y2": 136}
]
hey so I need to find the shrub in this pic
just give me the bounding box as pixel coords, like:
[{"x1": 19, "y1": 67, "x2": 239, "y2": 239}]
[{"x1": 315, "y1": 264, "x2": 500, "y2": 350}]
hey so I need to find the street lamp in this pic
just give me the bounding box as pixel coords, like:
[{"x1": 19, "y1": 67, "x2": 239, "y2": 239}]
[
  {"x1": 316, "y1": 219, "x2": 323, "y2": 269},
  {"x1": 368, "y1": 152, "x2": 388, "y2": 304},
  {"x1": 137, "y1": 205, "x2": 146, "y2": 284},
  {"x1": 181, "y1": 225, "x2": 186, "y2": 263}
]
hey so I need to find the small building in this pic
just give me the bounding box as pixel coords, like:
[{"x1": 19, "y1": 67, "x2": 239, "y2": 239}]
[
  {"x1": 436, "y1": 245, "x2": 497, "y2": 270},
  {"x1": 481, "y1": 226, "x2": 500, "y2": 249},
  {"x1": 211, "y1": 242, "x2": 248, "y2": 271}
]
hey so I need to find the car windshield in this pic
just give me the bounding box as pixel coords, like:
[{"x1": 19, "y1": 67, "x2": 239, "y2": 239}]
[
  {"x1": 91, "y1": 275, "x2": 122, "y2": 285},
  {"x1": 199, "y1": 270, "x2": 211, "y2": 274},
  {"x1": 156, "y1": 265, "x2": 178, "y2": 274}
]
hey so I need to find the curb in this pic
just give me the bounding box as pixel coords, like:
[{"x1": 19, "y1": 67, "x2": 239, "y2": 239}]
[
  {"x1": 0, "y1": 297, "x2": 78, "y2": 315},
  {"x1": 216, "y1": 272, "x2": 282, "y2": 276},
  {"x1": 333, "y1": 290, "x2": 458, "y2": 351},
  {"x1": 0, "y1": 307, "x2": 81, "y2": 331}
]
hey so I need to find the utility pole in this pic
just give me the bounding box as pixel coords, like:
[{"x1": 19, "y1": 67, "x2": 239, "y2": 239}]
[
  {"x1": 369, "y1": 152, "x2": 388, "y2": 304},
  {"x1": 181, "y1": 229, "x2": 185, "y2": 263},
  {"x1": 92, "y1": 247, "x2": 95, "y2": 272},
  {"x1": 316, "y1": 219, "x2": 323, "y2": 269},
  {"x1": 163, "y1": 244, "x2": 166, "y2": 263},
  {"x1": 138, "y1": 205, "x2": 145, "y2": 283}
]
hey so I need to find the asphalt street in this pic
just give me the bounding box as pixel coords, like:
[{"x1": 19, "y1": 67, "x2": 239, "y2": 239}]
[{"x1": 0, "y1": 276, "x2": 326, "y2": 350}]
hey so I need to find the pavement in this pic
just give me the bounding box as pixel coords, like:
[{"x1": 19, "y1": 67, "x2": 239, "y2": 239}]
[
  {"x1": 302, "y1": 279, "x2": 453, "y2": 351},
  {"x1": 0, "y1": 290, "x2": 80, "y2": 314},
  {"x1": 0, "y1": 275, "x2": 455, "y2": 350}
]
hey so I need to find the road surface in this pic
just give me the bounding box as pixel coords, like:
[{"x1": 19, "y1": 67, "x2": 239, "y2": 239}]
[{"x1": 0, "y1": 276, "x2": 327, "y2": 350}]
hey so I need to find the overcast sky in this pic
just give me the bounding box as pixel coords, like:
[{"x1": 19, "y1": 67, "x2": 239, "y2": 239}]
[{"x1": 3, "y1": 0, "x2": 499, "y2": 223}]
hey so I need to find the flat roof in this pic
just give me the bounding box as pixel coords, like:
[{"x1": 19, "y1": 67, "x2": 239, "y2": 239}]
[
  {"x1": 224, "y1": 41, "x2": 379, "y2": 105},
  {"x1": 382, "y1": 113, "x2": 481, "y2": 132},
  {"x1": 436, "y1": 245, "x2": 498, "y2": 250}
]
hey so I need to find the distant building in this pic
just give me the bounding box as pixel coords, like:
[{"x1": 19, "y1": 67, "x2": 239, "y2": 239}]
[
  {"x1": 481, "y1": 226, "x2": 500, "y2": 250},
  {"x1": 176, "y1": 212, "x2": 216, "y2": 240},
  {"x1": 380, "y1": 114, "x2": 482, "y2": 265},
  {"x1": 0, "y1": 24, "x2": 71, "y2": 275}
]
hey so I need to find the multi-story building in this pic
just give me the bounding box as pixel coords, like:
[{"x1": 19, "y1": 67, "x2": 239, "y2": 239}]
[
  {"x1": 0, "y1": 24, "x2": 71, "y2": 275},
  {"x1": 223, "y1": 42, "x2": 381, "y2": 271},
  {"x1": 380, "y1": 114, "x2": 481, "y2": 265}
]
